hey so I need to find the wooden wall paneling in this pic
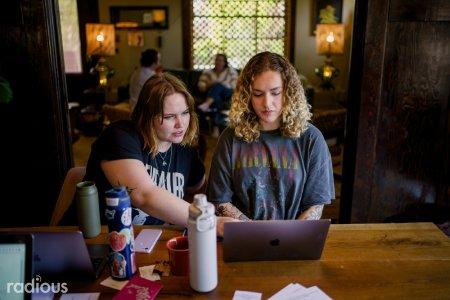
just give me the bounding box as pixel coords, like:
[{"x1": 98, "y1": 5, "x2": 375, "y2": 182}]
[
  {"x1": 181, "y1": 0, "x2": 192, "y2": 69},
  {"x1": 339, "y1": 0, "x2": 368, "y2": 223},
  {"x1": 348, "y1": 0, "x2": 390, "y2": 222},
  {"x1": 346, "y1": 0, "x2": 450, "y2": 222},
  {"x1": 0, "y1": 0, "x2": 72, "y2": 226},
  {"x1": 371, "y1": 22, "x2": 450, "y2": 222},
  {"x1": 286, "y1": 0, "x2": 296, "y2": 63},
  {"x1": 389, "y1": 0, "x2": 450, "y2": 22}
]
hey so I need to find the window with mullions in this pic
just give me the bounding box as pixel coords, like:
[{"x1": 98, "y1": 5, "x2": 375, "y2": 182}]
[{"x1": 192, "y1": 0, "x2": 290, "y2": 70}]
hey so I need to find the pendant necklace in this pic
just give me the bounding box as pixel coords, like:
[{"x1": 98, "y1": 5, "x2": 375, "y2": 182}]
[{"x1": 158, "y1": 145, "x2": 172, "y2": 166}]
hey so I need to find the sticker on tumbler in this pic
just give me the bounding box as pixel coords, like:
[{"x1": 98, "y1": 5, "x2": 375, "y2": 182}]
[
  {"x1": 119, "y1": 228, "x2": 133, "y2": 244},
  {"x1": 109, "y1": 231, "x2": 127, "y2": 252},
  {"x1": 110, "y1": 252, "x2": 127, "y2": 278},
  {"x1": 106, "y1": 197, "x2": 119, "y2": 206},
  {"x1": 105, "y1": 209, "x2": 116, "y2": 220},
  {"x1": 121, "y1": 207, "x2": 132, "y2": 226}
]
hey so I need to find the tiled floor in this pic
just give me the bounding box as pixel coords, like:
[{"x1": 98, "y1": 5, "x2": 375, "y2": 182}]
[{"x1": 72, "y1": 133, "x2": 342, "y2": 222}]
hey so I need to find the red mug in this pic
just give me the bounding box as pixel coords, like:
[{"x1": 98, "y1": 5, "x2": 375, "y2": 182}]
[{"x1": 166, "y1": 236, "x2": 189, "y2": 276}]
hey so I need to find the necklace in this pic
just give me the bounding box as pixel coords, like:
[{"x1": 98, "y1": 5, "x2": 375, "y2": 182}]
[{"x1": 158, "y1": 145, "x2": 172, "y2": 166}]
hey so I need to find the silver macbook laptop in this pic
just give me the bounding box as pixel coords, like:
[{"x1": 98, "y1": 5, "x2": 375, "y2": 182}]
[{"x1": 223, "y1": 219, "x2": 330, "y2": 262}]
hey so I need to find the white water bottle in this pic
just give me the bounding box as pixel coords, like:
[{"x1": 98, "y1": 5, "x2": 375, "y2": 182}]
[{"x1": 188, "y1": 194, "x2": 218, "y2": 292}]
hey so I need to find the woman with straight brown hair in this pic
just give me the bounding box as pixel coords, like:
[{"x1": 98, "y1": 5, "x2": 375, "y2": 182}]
[{"x1": 82, "y1": 73, "x2": 209, "y2": 226}]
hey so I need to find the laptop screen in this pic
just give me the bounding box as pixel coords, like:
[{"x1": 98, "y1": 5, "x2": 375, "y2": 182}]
[{"x1": 0, "y1": 243, "x2": 26, "y2": 300}]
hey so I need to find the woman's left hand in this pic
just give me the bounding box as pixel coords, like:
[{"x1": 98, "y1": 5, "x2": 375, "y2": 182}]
[{"x1": 216, "y1": 216, "x2": 241, "y2": 237}]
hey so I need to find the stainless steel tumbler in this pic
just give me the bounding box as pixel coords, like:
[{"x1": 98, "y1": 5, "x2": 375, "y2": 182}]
[{"x1": 76, "y1": 181, "x2": 101, "y2": 238}]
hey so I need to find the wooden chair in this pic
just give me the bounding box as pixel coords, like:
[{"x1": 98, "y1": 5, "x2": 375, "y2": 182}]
[{"x1": 50, "y1": 166, "x2": 86, "y2": 226}]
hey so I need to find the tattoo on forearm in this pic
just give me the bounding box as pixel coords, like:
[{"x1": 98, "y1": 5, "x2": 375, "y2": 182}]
[
  {"x1": 117, "y1": 181, "x2": 136, "y2": 195},
  {"x1": 300, "y1": 205, "x2": 324, "y2": 220},
  {"x1": 126, "y1": 186, "x2": 136, "y2": 195},
  {"x1": 215, "y1": 203, "x2": 250, "y2": 221}
]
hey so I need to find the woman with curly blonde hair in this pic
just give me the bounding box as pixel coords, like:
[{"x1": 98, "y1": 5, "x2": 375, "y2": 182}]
[{"x1": 207, "y1": 52, "x2": 335, "y2": 221}]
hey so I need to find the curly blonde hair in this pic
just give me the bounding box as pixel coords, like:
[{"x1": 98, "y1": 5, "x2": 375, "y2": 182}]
[
  {"x1": 131, "y1": 73, "x2": 199, "y2": 156},
  {"x1": 229, "y1": 52, "x2": 311, "y2": 142}
]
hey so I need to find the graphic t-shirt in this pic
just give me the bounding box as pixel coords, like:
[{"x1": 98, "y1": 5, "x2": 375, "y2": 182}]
[
  {"x1": 85, "y1": 120, "x2": 205, "y2": 225},
  {"x1": 207, "y1": 124, "x2": 335, "y2": 220}
]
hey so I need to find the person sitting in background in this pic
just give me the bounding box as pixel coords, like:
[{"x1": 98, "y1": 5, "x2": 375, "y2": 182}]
[
  {"x1": 207, "y1": 52, "x2": 335, "y2": 221},
  {"x1": 128, "y1": 49, "x2": 161, "y2": 111},
  {"x1": 197, "y1": 54, "x2": 238, "y2": 135}
]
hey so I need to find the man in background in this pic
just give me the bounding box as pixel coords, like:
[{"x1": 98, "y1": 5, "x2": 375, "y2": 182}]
[{"x1": 129, "y1": 49, "x2": 161, "y2": 111}]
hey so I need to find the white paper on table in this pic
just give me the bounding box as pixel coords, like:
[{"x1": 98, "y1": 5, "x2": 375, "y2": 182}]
[
  {"x1": 139, "y1": 265, "x2": 155, "y2": 278},
  {"x1": 232, "y1": 290, "x2": 262, "y2": 300},
  {"x1": 100, "y1": 276, "x2": 128, "y2": 290},
  {"x1": 268, "y1": 283, "x2": 306, "y2": 300},
  {"x1": 285, "y1": 286, "x2": 332, "y2": 300},
  {"x1": 142, "y1": 273, "x2": 161, "y2": 281},
  {"x1": 60, "y1": 293, "x2": 100, "y2": 300}
]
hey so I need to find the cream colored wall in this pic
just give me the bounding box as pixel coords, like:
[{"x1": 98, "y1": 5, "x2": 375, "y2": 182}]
[
  {"x1": 98, "y1": 0, "x2": 183, "y2": 90},
  {"x1": 294, "y1": 0, "x2": 355, "y2": 94}
]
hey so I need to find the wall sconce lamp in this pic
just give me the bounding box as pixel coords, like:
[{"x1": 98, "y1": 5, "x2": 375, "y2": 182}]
[
  {"x1": 86, "y1": 23, "x2": 116, "y2": 88},
  {"x1": 152, "y1": 9, "x2": 166, "y2": 23},
  {"x1": 315, "y1": 23, "x2": 345, "y2": 90}
]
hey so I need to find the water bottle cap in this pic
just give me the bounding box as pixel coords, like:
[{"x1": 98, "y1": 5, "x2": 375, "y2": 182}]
[
  {"x1": 76, "y1": 181, "x2": 98, "y2": 195},
  {"x1": 105, "y1": 186, "x2": 128, "y2": 198},
  {"x1": 193, "y1": 194, "x2": 207, "y2": 207}
]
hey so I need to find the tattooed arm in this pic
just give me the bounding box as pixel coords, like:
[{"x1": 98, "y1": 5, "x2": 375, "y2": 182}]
[
  {"x1": 298, "y1": 204, "x2": 324, "y2": 220},
  {"x1": 215, "y1": 202, "x2": 250, "y2": 221},
  {"x1": 214, "y1": 202, "x2": 248, "y2": 237}
]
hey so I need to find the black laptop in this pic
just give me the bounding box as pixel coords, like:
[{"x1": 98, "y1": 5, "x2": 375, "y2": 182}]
[
  {"x1": 223, "y1": 219, "x2": 331, "y2": 262},
  {"x1": 32, "y1": 231, "x2": 108, "y2": 281}
]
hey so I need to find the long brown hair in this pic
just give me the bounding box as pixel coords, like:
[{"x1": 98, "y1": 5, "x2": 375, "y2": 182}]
[
  {"x1": 229, "y1": 52, "x2": 311, "y2": 142},
  {"x1": 131, "y1": 72, "x2": 198, "y2": 156}
]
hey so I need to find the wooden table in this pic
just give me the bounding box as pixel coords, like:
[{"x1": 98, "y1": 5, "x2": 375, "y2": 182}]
[{"x1": 2, "y1": 223, "x2": 449, "y2": 299}]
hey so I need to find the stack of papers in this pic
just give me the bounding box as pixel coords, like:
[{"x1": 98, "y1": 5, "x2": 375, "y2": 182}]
[
  {"x1": 269, "y1": 283, "x2": 331, "y2": 300},
  {"x1": 139, "y1": 265, "x2": 162, "y2": 281},
  {"x1": 233, "y1": 283, "x2": 332, "y2": 300}
]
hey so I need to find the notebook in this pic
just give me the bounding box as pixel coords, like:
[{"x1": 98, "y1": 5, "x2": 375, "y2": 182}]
[
  {"x1": 223, "y1": 219, "x2": 330, "y2": 262},
  {"x1": 0, "y1": 233, "x2": 33, "y2": 300},
  {"x1": 32, "y1": 231, "x2": 108, "y2": 281}
]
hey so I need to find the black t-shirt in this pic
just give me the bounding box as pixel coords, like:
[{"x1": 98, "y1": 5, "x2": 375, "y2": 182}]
[{"x1": 85, "y1": 120, "x2": 205, "y2": 225}]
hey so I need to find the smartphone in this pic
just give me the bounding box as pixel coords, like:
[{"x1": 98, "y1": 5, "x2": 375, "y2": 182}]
[{"x1": 134, "y1": 229, "x2": 162, "y2": 253}]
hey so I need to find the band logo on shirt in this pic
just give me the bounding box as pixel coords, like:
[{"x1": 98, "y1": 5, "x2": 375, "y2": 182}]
[{"x1": 234, "y1": 143, "x2": 300, "y2": 170}]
